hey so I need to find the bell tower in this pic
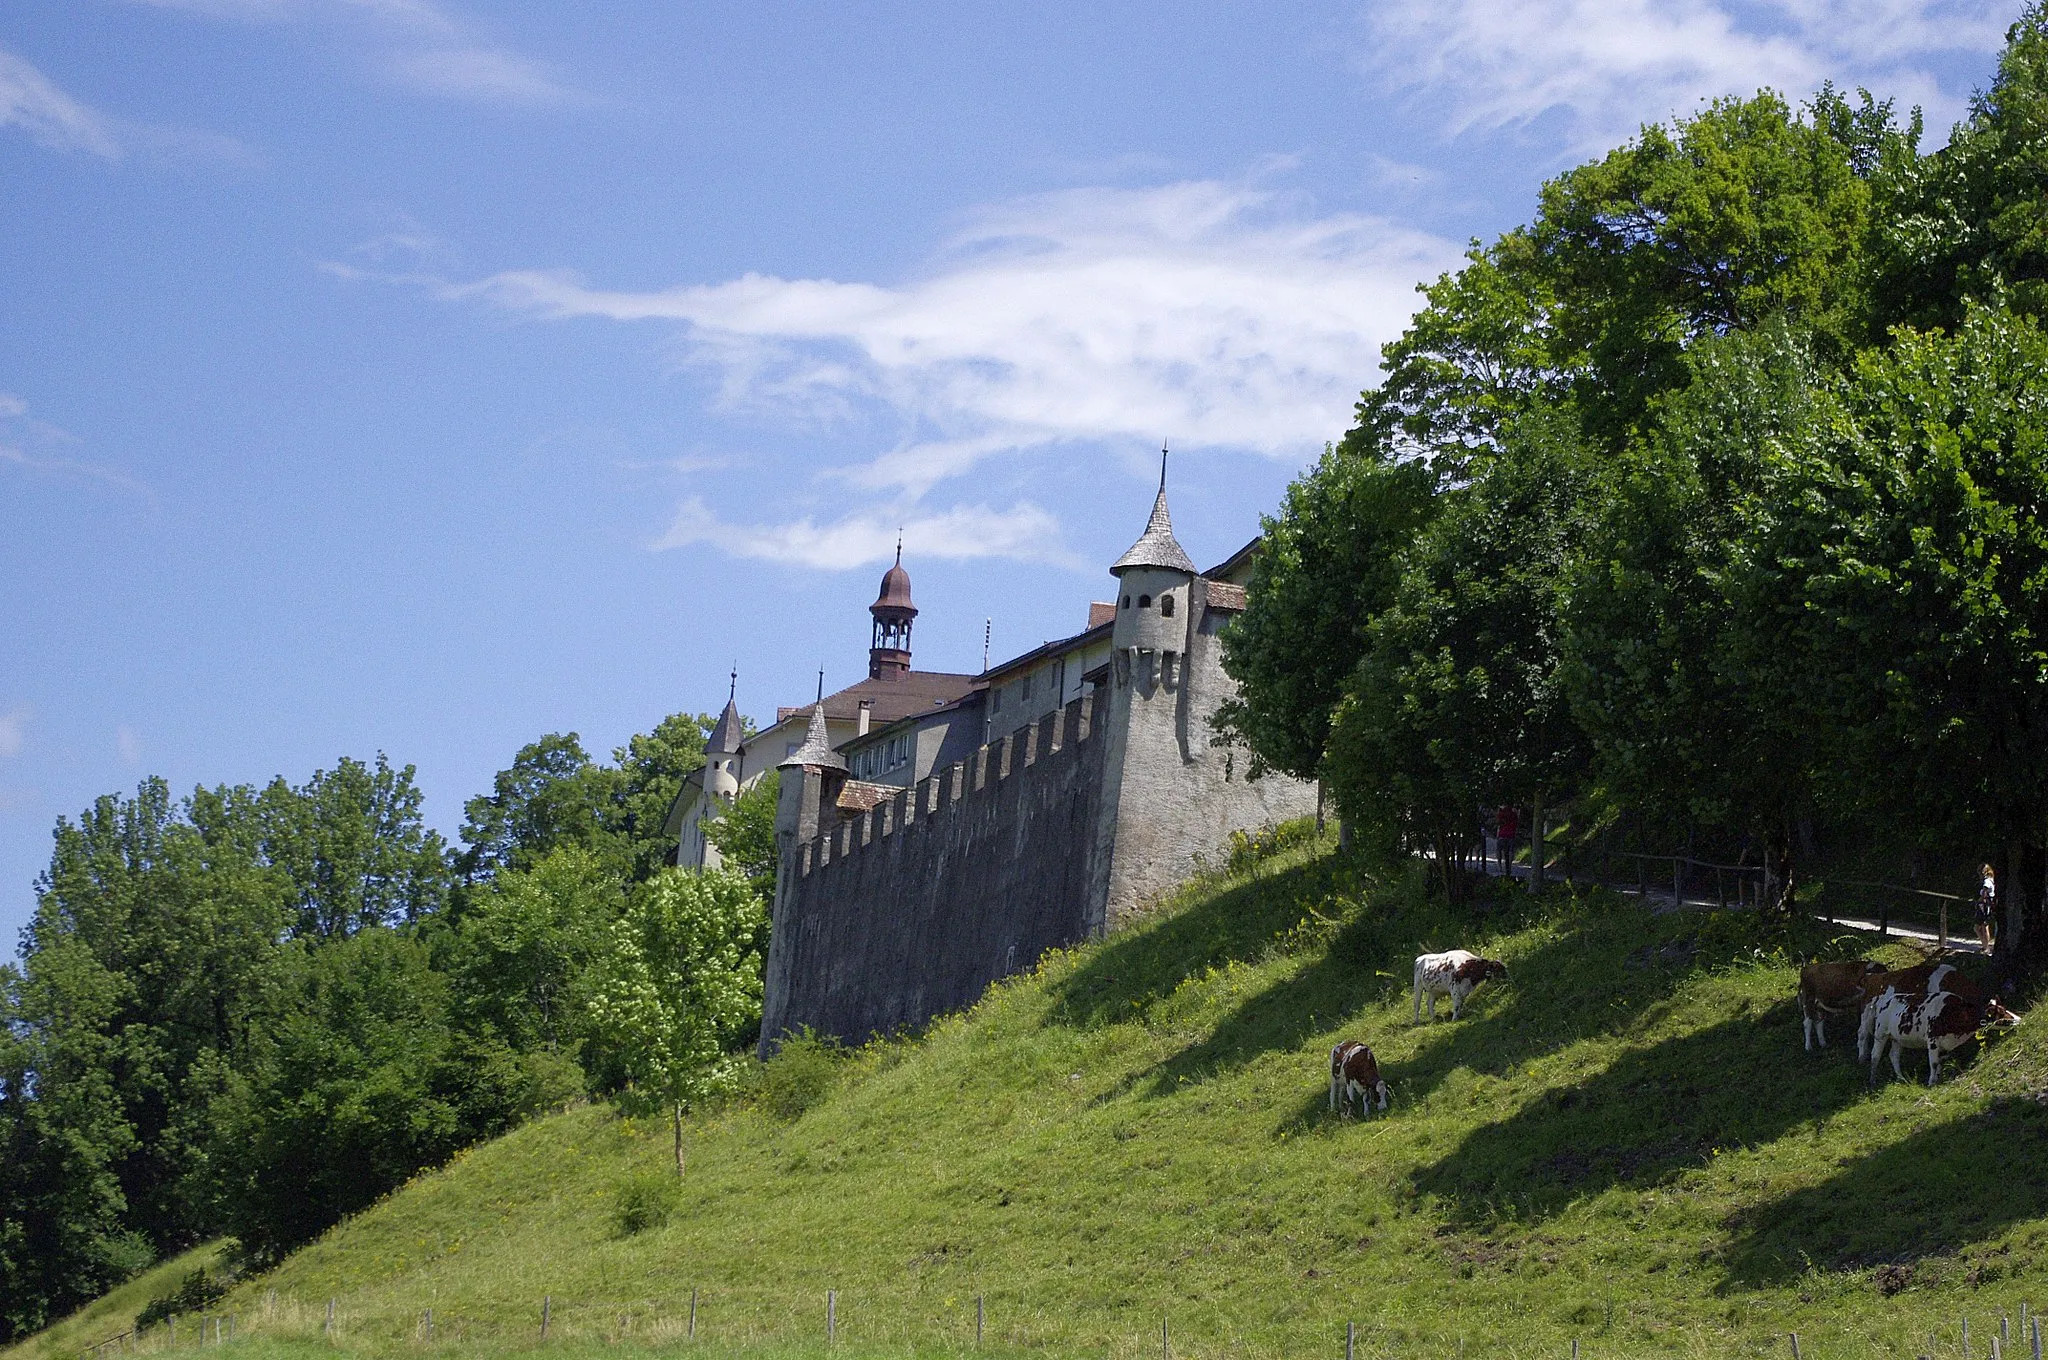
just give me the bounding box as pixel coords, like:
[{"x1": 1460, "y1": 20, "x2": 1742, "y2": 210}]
[{"x1": 869, "y1": 539, "x2": 918, "y2": 679}]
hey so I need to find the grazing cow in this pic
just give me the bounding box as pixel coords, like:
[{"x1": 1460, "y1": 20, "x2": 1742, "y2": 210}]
[
  {"x1": 1329, "y1": 1040, "x2": 1390, "y2": 1119},
  {"x1": 1865, "y1": 989, "x2": 2020, "y2": 1086},
  {"x1": 1798, "y1": 960, "x2": 1886, "y2": 1050},
  {"x1": 1855, "y1": 961, "x2": 1988, "y2": 1062},
  {"x1": 1413, "y1": 949, "x2": 1508, "y2": 1022}
]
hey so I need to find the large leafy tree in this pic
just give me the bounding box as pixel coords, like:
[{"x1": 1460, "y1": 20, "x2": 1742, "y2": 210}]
[
  {"x1": 1564, "y1": 324, "x2": 1838, "y2": 903},
  {"x1": 256, "y1": 755, "x2": 450, "y2": 937},
  {"x1": 1752, "y1": 306, "x2": 2048, "y2": 958},
  {"x1": 450, "y1": 846, "x2": 622, "y2": 1057},
  {"x1": 1327, "y1": 411, "x2": 1596, "y2": 894},
  {"x1": 1215, "y1": 447, "x2": 1438, "y2": 782},
  {"x1": 703, "y1": 770, "x2": 780, "y2": 899}
]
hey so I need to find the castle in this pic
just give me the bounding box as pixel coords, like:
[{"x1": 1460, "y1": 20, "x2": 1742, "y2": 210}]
[{"x1": 667, "y1": 470, "x2": 1317, "y2": 1052}]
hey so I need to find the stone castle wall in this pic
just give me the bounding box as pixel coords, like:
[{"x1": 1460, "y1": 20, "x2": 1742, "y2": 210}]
[{"x1": 759, "y1": 695, "x2": 1109, "y2": 1050}]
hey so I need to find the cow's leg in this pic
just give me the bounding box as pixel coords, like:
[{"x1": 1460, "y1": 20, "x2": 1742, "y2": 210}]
[
  {"x1": 1801, "y1": 994, "x2": 1814, "y2": 1050},
  {"x1": 1412, "y1": 978, "x2": 1423, "y2": 1024},
  {"x1": 1927, "y1": 1046, "x2": 1940, "y2": 1087},
  {"x1": 1890, "y1": 1039, "x2": 1906, "y2": 1083}
]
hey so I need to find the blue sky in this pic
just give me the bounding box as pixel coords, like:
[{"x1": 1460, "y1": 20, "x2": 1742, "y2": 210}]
[{"x1": 0, "y1": 0, "x2": 2011, "y2": 951}]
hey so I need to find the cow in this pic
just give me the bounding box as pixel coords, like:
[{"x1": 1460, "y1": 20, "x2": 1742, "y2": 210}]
[
  {"x1": 1865, "y1": 989, "x2": 2020, "y2": 1086},
  {"x1": 1329, "y1": 1040, "x2": 1390, "y2": 1118},
  {"x1": 1413, "y1": 949, "x2": 1508, "y2": 1022},
  {"x1": 1855, "y1": 961, "x2": 1989, "y2": 1062},
  {"x1": 1797, "y1": 959, "x2": 1886, "y2": 1050}
]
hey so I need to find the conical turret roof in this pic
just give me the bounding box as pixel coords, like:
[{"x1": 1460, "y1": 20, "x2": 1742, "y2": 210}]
[
  {"x1": 778, "y1": 702, "x2": 847, "y2": 772},
  {"x1": 1111, "y1": 481, "x2": 1197, "y2": 576},
  {"x1": 706, "y1": 696, "x2": 745, "y2": 756}
]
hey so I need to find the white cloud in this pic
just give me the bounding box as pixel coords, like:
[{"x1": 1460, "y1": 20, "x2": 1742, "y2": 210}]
[
  {"x1": 0, "y1": 47, "x2": 121, "y2": 157},
  {"x1": 0, "y1": 393, "x2": 26, "y2": 418},
  {"x1": 0, "y1": 707, "x2": 27, "y2": 757},
  {"x1": 0, "y1": 397, "x2": 158, "y2": 503},
  {"x1": 116, "y1": 725, "x2": 143, "y2": 766},
  {"x1": 439, "y1": 179, "x2": 1462, "y2": 495},
  {"x1": 1363, "y1": 0, "x2": 2007, "y2": 153},
  {"x1": 654, "y1": 498, "x2": 1078, "y2": 571},
  {"x1": 128, "y1": 0, "x2": 578, "y2": 105}
]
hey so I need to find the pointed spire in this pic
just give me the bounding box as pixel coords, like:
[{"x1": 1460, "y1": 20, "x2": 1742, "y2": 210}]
[
  {"x1": 707, "y1": 668, "x2": 745, "y2": 756},
  {"x1": 782, "y1": 696, "x2": 847, "y2": 770},
  {"x1": 1111, "y1": 446, "x2": 1198, "y2": 576}
]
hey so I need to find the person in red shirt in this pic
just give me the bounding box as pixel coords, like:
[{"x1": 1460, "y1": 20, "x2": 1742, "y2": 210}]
[{"x1": 1495, "y1": 805, "x2": 1519, "y2": 879}]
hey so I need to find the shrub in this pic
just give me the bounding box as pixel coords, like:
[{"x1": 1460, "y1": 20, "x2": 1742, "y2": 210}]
[
  {"x1": 136, "y1": 1267, "x2": 230, "y2": 1330},
  {"x1": 758, "y1": 1029, "x2": 845, "y2": 1121},
  {"x1": 611, "y1": 1173, "x2": 684, "y2": 1236}
]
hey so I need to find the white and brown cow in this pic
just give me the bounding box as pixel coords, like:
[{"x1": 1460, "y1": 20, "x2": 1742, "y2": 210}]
[
  {"x1": 1797, "y1": 959, "x2": 1886, "y2": 1050},
  {"x1": 1865, "y1": 989, "x2": 2019, "y2": 1086},
  {"x1": 1854, "y1": 961, "x2": 1988, "y2": 1062},
  {"x1": 1329, "y1": 1040, "x2": 1390, "y2": 1118},
  {"x1": 1413, "y1": 949, "x2": 1508, "y2": 1022}
]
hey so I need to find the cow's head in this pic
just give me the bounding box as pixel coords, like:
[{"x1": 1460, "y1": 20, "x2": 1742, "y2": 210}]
[
  {"x1": 1484, "y1": 959, "x2": 1509, "y2": 982},
  {"x1": 1983, "y1": 998, "x2": 2022, "y2": 1029}
]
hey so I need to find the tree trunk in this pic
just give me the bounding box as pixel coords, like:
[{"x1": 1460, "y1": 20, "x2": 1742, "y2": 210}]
[
  {"x1": 1528, "y1": 791, "x2": 1545, "y2": 894},
  {"x1": 672, "y1": 1103, "x2": 686, "y2": 1179},
  {"x1": 1769, "y1": 823, "x2": 1796, "y2": 918}
]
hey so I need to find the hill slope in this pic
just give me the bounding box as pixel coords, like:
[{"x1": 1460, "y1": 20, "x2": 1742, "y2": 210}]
[{"x1": 29, "y1": 842, "x2": 2048, "y2": 1359}]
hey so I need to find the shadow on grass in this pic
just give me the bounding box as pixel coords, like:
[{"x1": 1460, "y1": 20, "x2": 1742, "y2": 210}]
[
  {"x1": 1411, "y1": 1007, "x2": 1875, "y2": 1226},
  {"x1": 1056, "y1": 841, "x2": 1872, "y2": 1113},
  {"x1": 1720, "y1": 1093, "x2": 2048, "y2": 1289}
]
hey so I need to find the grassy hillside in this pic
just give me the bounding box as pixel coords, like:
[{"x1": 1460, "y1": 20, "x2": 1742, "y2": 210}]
[{"x1": 23, "y1": 840, "x2": 2048, "y2": 1360}]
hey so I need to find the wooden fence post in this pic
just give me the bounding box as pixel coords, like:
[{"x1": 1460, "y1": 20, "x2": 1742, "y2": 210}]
[
  {"x1": 324, "y1": 1300, "x2": 334, "y2": 1338},
  {"x1": 423, "y1": 1309, "x2": 432, "y2": 1342},
  {"x1": 540, "y1": 1296, "x2": 550, "y2": 1341},
  {"x1": 1346, "y1": 1321, "x2": 1355, "y2": 1360},
  {"x1": 689, "y1": 1290, "x2": 697, "y2": 1340},
  {"x1": 1790, "y1": 1331, "x2": 1801, "y2": 1360},
  {"x1": 1162, "y1": 1315, "x2": 1170, "y2": 1360},
  {"x1": 1674, "y1": 858, "x2": 1684, "y2": 907},
  {"x1": 2030, "y1": 1314, "x2": 2040, "y2": 1360},
  {"x1": 976, "y1": 1296, "x2": 984, "y2": 1348}
]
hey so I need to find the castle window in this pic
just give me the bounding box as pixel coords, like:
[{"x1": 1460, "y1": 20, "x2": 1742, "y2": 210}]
[
  {"x1": 1121, "y1": 595, "x2": 1130, "y2": 608},
  {"x1": 1138, "y1": 594, "x2": 1152, "y2": 609},
  {"x1": 1160, "y1": 595, "x2": 1175, "y2": 617}
]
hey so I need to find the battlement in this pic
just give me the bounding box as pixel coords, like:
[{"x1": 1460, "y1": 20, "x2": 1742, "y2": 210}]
[{"x1": 796, "y1": 693, "x2": 1096, "y2": 878}]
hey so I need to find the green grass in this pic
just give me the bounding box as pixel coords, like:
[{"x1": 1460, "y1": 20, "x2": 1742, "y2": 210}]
[
  {"x1": 21, "y1": 840, "x2": 2048, "y2": 1359},
  {"x1": 4, "y1": 1242, "x2": 230, "y2": 1360}
]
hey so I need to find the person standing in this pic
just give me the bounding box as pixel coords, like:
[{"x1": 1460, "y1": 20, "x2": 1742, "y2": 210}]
[
  {"x1": 1976, "y1": 862, "x2": 1998, "y2": 954},
  {"x1": 1495, "y1": 805, "x2": 1519, "y2": 879}
]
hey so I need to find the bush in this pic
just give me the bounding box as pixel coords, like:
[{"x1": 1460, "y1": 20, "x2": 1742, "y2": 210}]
[
  {"x1": 136, "y1": 1266, "x2": 230, "y2": 1330},
  {"x1": 758, "y1": 1030, "x2": 845, "y2": 1121},
  {"x1": 611, "y1": 1173, "x2": 684, "y2": 1236}
]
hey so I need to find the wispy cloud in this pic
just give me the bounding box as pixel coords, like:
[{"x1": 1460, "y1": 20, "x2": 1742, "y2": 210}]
[
  {"x1": 424, "y1": 178, "x2": 1460, "y2": 491},
  {"x1": 0, "y1": 707, "x2": 28, "y2": 759},
  {"x1": 116, "y1": 725, "x2": 143, "y2": 766},
  {"x1": 0, "y1": 396, "x2": 158, "y2": 504},
  {"x1": 128, "y1": 0, "x2": 579, "y2": 105},
  {"x1": 0, "y1": 47, "x2": 121, "y2": 157},
  {"x1": 1362, "y1": 0, "x2": 2007, "y2": 154},
  {"x1": 653, "y1": 498, "x2": 1077, "y2": 571}
]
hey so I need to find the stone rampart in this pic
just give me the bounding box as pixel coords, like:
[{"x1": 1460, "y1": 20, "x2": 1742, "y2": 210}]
[{"x1": 759, "y1": 694, "x2": 1107, "y2": 1049}]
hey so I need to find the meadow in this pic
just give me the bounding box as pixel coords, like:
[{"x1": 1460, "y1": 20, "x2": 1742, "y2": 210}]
[{"x1": 16, "y1": 839, "x2": 2048, "y2": 1360}]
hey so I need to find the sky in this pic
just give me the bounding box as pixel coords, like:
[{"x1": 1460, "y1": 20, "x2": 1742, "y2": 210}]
[{"x1": 0, "y1": 0, "x2": 2015, "y2": 953}]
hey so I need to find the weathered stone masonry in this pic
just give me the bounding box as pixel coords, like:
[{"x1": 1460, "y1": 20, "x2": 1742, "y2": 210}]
[{"x1": 759, "y1": 696, "x2": 1108, "y2": 1049}]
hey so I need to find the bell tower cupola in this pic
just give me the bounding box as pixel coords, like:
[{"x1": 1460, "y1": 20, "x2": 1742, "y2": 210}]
[{"x1": 869, "y1": 537, "x2": 918, "y2": 679}]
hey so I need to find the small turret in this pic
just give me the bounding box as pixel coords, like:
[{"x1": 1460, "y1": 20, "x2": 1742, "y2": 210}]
[
  {"x1": 869, "y1": 539, "x2": 918, "y2": 679},
  {"x1": 705, "y1": 671, "x2": 744, "y2": 806},
  {"x1": 1110, "y1": 449, "x2": 1196, "y2": 677}
]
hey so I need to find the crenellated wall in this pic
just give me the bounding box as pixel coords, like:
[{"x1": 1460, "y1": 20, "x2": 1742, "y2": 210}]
[{"x1": 759, "y1": 694, "x2": 1108, "y2": 1049}]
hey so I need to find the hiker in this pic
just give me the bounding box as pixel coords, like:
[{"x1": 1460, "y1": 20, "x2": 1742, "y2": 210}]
[
  {"x1": 1976, "y1": 862, "x2": 1998, "y2": 954},
  {"x1": 1495, "y1": 805, "x2": 1519, "y2": 879}
]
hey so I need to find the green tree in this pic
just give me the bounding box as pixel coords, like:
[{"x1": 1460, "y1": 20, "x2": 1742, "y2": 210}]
[
  {"x1": 257, "y1": 755, "x2": 450, "y2": 937},
  {"x1": 1563, "y1": 323, "x2": 1837, "y2": 904},
  {"x1": 1215, "y1": 446, "x2": 1438, "y2": 782},
  {"x1": 1326, "y1": 411, "x2": 1596, "y2": 895},
  {"x1": 703, "y1": 770, "x2": 780, "y2": 898},
  {"x1": 609, "y1": 713, "x2": 719, "y2": 882},
  {"x1": 207, "y1": 928, "x2": 569, "y2": 1261},
  {"x1": 457, "y1": 734, "x2": 616, "y2": 882},
  {"x1": 1751, "y1": 306, "x2": 2048, "y2": 957},
  {"x1": 587, "y1": 869, "x2": 767, "y2": 1176},
  {"x1": 450, "y1": 846, "x2": 622, "y2": 1057}
]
